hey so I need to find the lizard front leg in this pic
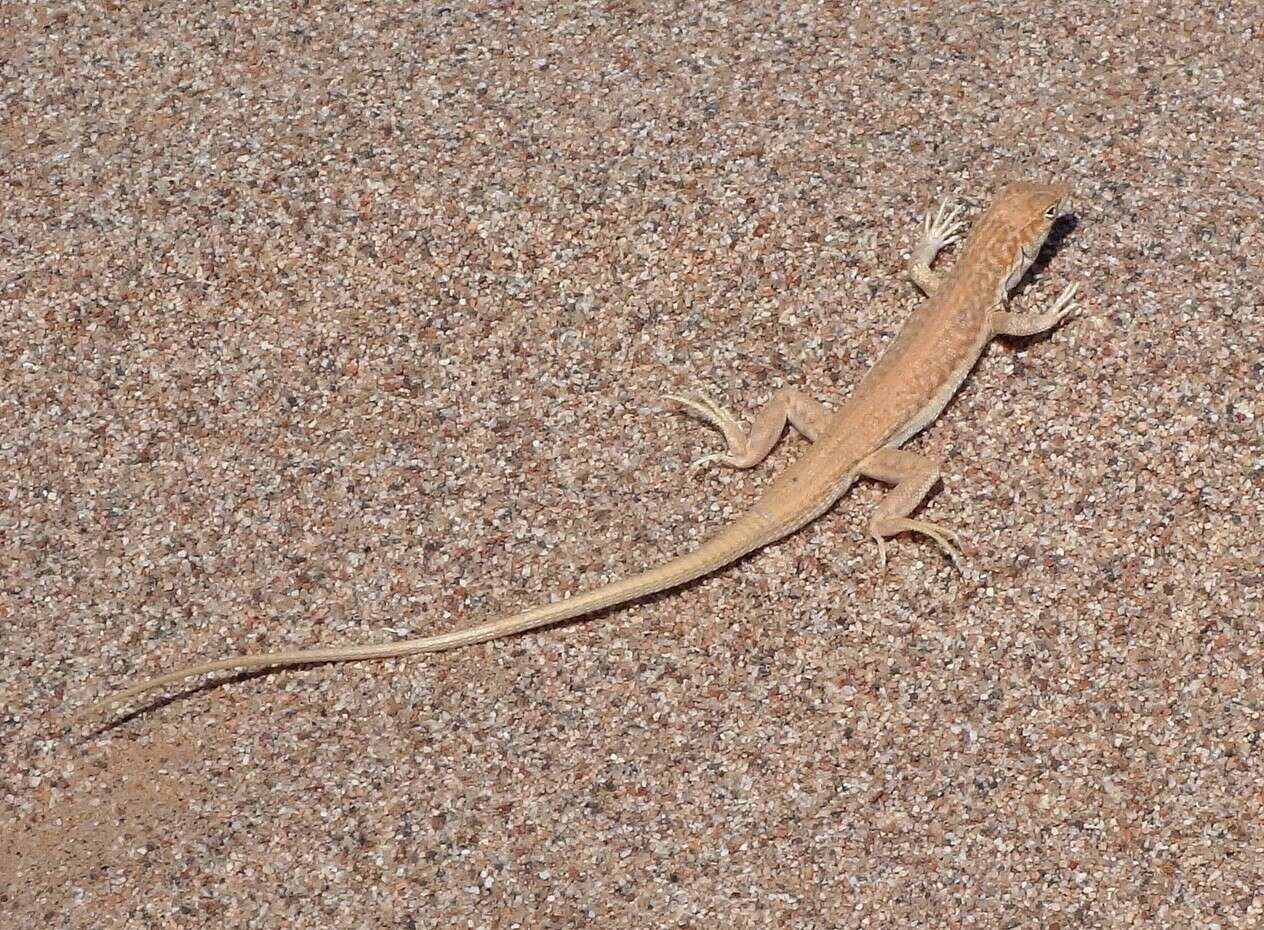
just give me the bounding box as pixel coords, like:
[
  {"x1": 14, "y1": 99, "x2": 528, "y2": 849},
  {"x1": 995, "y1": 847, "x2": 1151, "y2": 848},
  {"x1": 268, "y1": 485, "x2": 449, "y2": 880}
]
[
  {"x1": 667, "y1": 388, "x2": 830, "y2": 468},
  {"x1": 908, "y1": 200, "x2": 966, "y2": 296},
  {"x1": 992, "y1": 282, "x2": 1080, "y2": 337},
  {"x1": 857, "y1": 447, "x2": 963, "y2": 569}
]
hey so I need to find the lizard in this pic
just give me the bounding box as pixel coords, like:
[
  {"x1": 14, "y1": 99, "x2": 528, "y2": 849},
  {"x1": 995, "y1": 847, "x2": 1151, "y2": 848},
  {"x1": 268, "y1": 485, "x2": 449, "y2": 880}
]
[{"x1": 82, "y1": 181, "x2": 1081, "y2": 720}]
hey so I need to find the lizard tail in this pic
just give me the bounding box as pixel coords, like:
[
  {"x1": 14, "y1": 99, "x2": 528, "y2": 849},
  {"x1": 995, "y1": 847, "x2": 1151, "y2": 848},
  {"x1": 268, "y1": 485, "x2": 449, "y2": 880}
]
[{"x1": 82, "y1": 509, "x2": 779, "y2": 719}]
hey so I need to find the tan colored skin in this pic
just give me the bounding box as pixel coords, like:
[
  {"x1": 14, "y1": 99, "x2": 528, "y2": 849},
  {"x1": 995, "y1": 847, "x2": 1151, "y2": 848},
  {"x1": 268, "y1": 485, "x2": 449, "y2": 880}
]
[{"x1": 84, "y1": 182, "x2": 1080, "y2": 719}]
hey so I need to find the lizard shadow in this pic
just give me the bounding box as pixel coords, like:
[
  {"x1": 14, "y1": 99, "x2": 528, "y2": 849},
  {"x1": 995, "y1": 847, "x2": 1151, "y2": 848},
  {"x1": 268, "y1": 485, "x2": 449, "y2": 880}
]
[
  {"x1": 997, "y1": 213, "x2": 1080, "y2": 350},
  {"x1": 1009, "y1": 212, "x2": 1077, "y2": 298}
]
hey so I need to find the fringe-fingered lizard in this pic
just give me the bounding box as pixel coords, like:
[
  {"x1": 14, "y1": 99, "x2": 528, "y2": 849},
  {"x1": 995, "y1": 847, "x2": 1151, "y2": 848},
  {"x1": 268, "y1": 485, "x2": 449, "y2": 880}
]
[{"x1": 85, "y1": 181, "x2": 1080, "y2": 720}]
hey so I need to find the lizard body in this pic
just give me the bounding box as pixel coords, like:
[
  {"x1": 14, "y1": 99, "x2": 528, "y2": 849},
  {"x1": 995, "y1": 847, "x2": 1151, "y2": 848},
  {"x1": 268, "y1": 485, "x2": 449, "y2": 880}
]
[{"x1": 85, "y1": 181, "x2": 1080, "y2": 718}]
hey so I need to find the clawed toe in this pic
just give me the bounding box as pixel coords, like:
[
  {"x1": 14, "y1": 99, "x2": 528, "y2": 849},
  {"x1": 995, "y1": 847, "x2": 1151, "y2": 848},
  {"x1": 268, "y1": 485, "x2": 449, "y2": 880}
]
[
  {"x1": 872, "y1": 534, "x2": 890, "y2": 573},
  {"x1": 918, "y1": 524, "x2": 964, "y2": 568},
  {"x1": 690, "y1": 451, "x2": 737, "y2": 469},
  {"x1": 871, "y1": 518, "x2": 966, "y2": 571},
  {"x1": 666, "y1": 390, "x2": 747, "y2": 469},
  {"x1": 1051, "y1": 283, "x2": 1081, "y2": 325},
  {"x1": 665, "y1": 392, "x2": 732, "y2": 426}
]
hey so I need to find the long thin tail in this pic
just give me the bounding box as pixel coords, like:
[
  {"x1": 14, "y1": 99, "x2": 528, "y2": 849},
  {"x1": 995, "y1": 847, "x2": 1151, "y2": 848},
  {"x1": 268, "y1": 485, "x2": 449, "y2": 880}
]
[{"x1": 83, "y1": 510, "x2": 779, "y2": 718}]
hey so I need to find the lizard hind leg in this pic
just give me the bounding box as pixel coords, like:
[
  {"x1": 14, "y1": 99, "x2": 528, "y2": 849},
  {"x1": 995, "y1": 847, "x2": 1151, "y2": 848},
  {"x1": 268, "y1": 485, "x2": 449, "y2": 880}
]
[
  {"x1": 665, "y1": 388, "x2": 830, "y2": 469},
  {"x1": 858, "y1": 447, "x2": 964, "y2": 569}
]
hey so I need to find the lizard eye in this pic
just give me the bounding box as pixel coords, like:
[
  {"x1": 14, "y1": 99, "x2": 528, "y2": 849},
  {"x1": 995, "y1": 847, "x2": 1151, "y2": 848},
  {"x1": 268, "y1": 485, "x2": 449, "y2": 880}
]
[{"x1": 1044, "y1": 205, "x2": 1058, "y2": 220}]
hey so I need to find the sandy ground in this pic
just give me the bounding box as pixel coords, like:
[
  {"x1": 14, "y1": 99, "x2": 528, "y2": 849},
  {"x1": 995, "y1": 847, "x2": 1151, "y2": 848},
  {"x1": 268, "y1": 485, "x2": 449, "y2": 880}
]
[{"x1": 2, "y1": 1, "x2": 1261, "y2": 927}]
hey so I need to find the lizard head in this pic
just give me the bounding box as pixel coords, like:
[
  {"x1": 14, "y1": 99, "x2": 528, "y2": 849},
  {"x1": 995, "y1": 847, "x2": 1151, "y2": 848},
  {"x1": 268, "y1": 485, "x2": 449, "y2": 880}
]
[{"x1": 979, "y1": 181, "x2": 1072, "y2": 299}]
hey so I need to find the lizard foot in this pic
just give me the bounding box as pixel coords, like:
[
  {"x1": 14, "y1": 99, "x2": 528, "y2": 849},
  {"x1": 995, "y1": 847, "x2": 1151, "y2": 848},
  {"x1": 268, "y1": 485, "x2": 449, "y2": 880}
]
[
  {"x1": 871, "y1": 518, "x2": 964, "y2": 571},
  {"x1": 664, "y1": 392, "x2": 748, "y2": 468},
  {"x1": 1045, "y1": 281, "x2": 1080, "y2": 328},
  {"x1": 991, "y1": 281, "x2": 1083, "y2": 338},
  {"x1": 922, "y1": 200, "x2": 966, "y2": 252}
]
